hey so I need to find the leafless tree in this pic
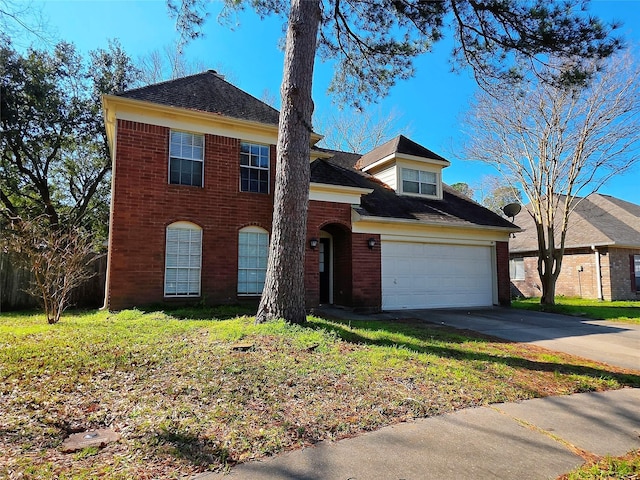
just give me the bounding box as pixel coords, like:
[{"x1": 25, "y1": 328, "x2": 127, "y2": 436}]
[
  {"x1": 137, "y1": 43, "x2": 209, "y2": 85},
  {"x1": 0, "y1": 0, "x2": 51, "y2": 46},
  {"x1": 316, "y1": 107, "x2": 410, "y2": 153},
  {"x1": 464, "y1": 51, "x2": 640, "y2": 304},
  {"x1": 473, "y1": 175, "x2": 522, "y2": 216},
  {"x1": 3, "y1": 218, "x2": 97, "y2": 324}
]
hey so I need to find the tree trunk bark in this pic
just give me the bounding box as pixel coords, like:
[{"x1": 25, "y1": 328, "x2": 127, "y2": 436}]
[
  {"x1": 539, "y1": 256, "x2": 557, "y2": 305},
  {"x1": 255, "y1": 0, "x2": 321, "y2": 325}
]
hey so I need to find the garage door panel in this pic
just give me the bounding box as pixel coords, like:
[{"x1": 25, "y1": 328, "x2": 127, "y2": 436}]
[{"x1": 382, "y1": 241, "x2": 494, "y2": 309}]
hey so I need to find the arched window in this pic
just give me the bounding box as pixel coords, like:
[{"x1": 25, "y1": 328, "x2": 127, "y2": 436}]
[
  {"x1": 238, "y1": 226, "x2": 269, "y2": 295},
  {"x1": 165, "y1": 222, "x2": 202, "y2": 297}
]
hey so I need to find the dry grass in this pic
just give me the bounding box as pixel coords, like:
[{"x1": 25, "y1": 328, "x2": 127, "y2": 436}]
[
  {"x1": 1, "y1": 308, "x2": 639, "y2": 479},
  {"x1": 558, "y1": 449, "x2": 640, "y2": 479}
]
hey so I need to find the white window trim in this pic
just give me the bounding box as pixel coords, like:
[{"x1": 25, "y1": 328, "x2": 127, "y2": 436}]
[
  {"x1": 239, "y1": 142, "x2": 270, "y2": 194},
  {"x1": 634, "y1": 254, "x2": 640, "y2": 292},
  {"x1": 168, "y1": 130, "x2": 204, "y2": 187},
  {"x1": 238, "y1": 226, "x2": 269, "y2": 296},
  {"x1": 164, "y1": 221, "x2": 202, "y2": 297},
  {"x1": 400, "y1": 167, "x2": 440, "y2": 198}
]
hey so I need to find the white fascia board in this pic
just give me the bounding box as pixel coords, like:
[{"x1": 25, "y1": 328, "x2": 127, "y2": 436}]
[
  {"x1": 361, "y1": 154, "x2": 396, "y2": 173},
  {"x1": 396, "y1": 153, "x2": 451, "y2": 167},
  {"x1": 102, "y1": 94, "x2": 279, "y2": 145},
  {"x1": 309, "y1": 183, "x2": 373, "y2": 204},
  {"x1": 362, "y1": 153, "x2": 451, "y2": 173},
  {"x1": 351, "y1": 210, "x2": 517, "y2": 242}
]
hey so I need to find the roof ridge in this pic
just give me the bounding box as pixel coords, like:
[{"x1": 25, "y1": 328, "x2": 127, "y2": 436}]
[{"x1": 116, "y1": 70, "x2": 214, "y2": 96}]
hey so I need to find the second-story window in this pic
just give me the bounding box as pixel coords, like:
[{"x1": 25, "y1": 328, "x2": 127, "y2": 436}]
[
  {"x1": 402, "y1": 168, "x2": 437, "y2": 196},
  {"x1": 240, "y1": 142, "x2": 269, "y2": 194},
  {"x1": 169, "y1": 130, "x2": 204, "y2": 187}
]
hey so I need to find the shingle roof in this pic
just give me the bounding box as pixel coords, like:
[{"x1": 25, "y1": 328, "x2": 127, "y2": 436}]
[
  {"x1": 310, "y1": 159, "x2": 362, "y2": 188},
  {"x1": 510, "y1": 193, "x2": 640, "y2": 252},
  {"x1": 118, "y1": 70, "x2": 280, "y2": 125},
  {"x1": 312, "y1": 155, "x2": 516, "y2": 230},
  {"x1": 355, "y1": 135, "x2": 448, "y2": 170}
]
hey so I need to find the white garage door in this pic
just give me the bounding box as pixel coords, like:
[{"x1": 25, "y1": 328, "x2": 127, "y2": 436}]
[{"x1": 382, "y1": 241, "x2": 494, "y2": 310}]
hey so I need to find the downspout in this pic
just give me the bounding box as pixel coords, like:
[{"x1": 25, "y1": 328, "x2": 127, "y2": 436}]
[{"x1": 592, "y1": 245, "x2": 603, "y2": 300}]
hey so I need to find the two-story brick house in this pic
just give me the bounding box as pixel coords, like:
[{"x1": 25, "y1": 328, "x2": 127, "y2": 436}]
[{"x1": 102, "y1": 70, "x2": 518, "y2": 312}]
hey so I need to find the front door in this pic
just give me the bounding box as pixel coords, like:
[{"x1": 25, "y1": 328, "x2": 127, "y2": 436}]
[{"x1": 319, "y1": 238, "x2": 331, "y2": 304}]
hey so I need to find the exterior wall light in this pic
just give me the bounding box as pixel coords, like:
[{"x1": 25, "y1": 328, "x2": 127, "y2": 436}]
[
  {"x1": 367, "y1": 237, "x2": 376, "y2": 250},
  {"x1": 309, "y1": 238, "x2": 319, "y2": 250}
]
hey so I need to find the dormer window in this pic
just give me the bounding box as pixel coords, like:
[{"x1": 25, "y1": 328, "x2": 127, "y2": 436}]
[{"x1": 402, "y1": 168, "x2": 438, "y2": 196}]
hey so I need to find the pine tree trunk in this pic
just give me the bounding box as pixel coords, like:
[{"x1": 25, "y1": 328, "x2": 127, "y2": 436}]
[{"x1": 255, "y1": 0, "x2": 321, "y2": 324}]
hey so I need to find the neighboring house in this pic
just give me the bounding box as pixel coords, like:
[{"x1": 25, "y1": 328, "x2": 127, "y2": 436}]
[
  {"x1": 510, "y1": 194, "x2": 640, "y2": 301},
  {"x1": 102, "y1": 70, "x2": 518, "y2": 312}
]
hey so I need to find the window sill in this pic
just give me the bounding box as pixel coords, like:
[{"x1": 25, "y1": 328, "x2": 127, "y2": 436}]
[{"x1": 399, "y1": 191, "x2": 441, "y2": 200}]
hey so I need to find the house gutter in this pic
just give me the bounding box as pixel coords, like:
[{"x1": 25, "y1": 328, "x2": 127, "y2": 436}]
[
  {"x1": 592, "y1": 245, "x2": 603, "y2": 300},
  {"x1": 352, "y1": 211, "x2": 521, "y2": 235}
]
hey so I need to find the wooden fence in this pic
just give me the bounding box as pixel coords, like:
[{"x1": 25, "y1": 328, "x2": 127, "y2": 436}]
[{"x1": 0, "y1": 252, "x2": 107, "y2": 312}]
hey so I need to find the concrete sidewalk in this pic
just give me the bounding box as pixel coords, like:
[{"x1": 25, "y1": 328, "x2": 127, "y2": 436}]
[{"x1": 197, "y1": 388, "x2": 640, "y2": 480}]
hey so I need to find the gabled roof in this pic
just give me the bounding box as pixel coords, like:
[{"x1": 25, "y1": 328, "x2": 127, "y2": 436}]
[
  {"x1": 117, "y1": 70, "x2": 280, "y2": 125},
  {"x1": 310, "y1": 155, "x2": 517, "y2": 230},
  {"x1": 510, "y1": 193, "x2": 640, "y2": 253},
  {"x1": 355, "y1": 135, "x2": 449, "y2": 170}
]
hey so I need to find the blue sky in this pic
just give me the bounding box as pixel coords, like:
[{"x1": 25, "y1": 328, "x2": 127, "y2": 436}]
[{"x1": 23, "y1": 0, "x2": 640, "y2": 204}]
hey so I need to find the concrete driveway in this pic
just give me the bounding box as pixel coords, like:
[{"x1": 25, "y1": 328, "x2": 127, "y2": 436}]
[{"x1": 386, "y1": 307, "x2": 640, "y2": 371}]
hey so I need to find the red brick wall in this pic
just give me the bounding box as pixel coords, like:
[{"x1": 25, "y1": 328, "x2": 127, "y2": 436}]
[
  {"x1": 107, "y1": 120, "x2": 277, "y2": 310},
  {"x1": 108, "y1": 120, "x2": 384, "y2": 311},
  {"x1": 351, "y1": 233, "x2": 381, "y2": 312},
  {"x1": 304, "y1": 201, "x2": 355, "y2": 308},
  {"x1": 495, "y1": 241, "x2": 511, "y2": 306}
]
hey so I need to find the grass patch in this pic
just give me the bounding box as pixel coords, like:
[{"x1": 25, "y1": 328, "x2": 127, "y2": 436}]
[
  {"x1": 1, "y1": 308, "x2": 639, "y2": 478},
  {"x1": 558, "y1": 449, "x2": 640, "y2": 479},
  {"x1": 513, "y1": 297, "x2": 640, "y2": 324}
]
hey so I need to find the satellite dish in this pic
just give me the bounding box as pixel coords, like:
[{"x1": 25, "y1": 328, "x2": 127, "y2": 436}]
[{"x1": 502, "y1": 202, "x2": 522, "y2": 219}]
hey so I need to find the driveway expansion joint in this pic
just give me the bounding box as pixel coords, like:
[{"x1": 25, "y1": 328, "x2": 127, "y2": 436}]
[{"x1": 490, "y1": 405, "x2": 601, "y2": 463}]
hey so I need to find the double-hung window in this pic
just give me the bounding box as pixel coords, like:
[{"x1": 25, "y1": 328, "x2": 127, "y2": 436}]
[
  {"x1": 165, "y1": 222, "x2": 202, "y2": 297},
  {"x1": 238, "y1": 227, "x2": 269, "y2": 295},
  {"x1": 510, "y1": 258, "x2": 525, "y2": 281},
  {"x1": 402, "y1": 168, "x2": 437, "y2": 196},
  {"x1": 634, "y1": 255, "x2": 640, "y2": 292},
  {"x1": 169, "y1": 131, "x2": 204, "y2": 187},
  {"x1": 240, "y1": 142, "x2": 269, "y2": 193}
]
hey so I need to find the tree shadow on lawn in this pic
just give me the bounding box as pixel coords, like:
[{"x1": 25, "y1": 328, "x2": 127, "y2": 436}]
[
  {"x1": 154, "y1": 427, "x2": 233, "y2": 470},
  {"x1": 311, "y1": 316, "x2": 640, "y2": 387}
]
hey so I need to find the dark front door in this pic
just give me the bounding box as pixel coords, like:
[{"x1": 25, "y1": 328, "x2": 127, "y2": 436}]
[{"x1": 319, "y1": 238, "x2": 331, "y2": 304}]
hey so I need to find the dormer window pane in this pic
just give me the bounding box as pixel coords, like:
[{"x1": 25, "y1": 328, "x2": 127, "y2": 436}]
[{"x1": 402, "y1": 168, "x2": 438, "y2": 196}]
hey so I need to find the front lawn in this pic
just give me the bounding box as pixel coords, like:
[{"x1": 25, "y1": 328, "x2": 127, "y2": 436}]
[
  {"x1": 1, "y1": 308, "x2": 639, "y2": 478},
  {"x1": 513, "y1": 297, "x2": 640, "y2": 325}
]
